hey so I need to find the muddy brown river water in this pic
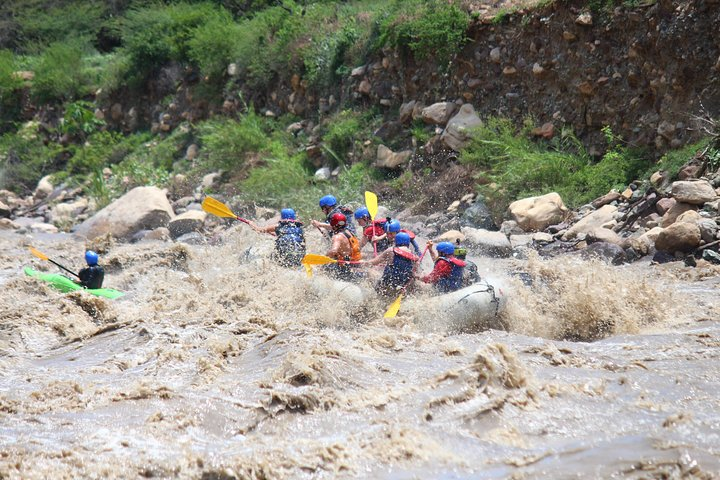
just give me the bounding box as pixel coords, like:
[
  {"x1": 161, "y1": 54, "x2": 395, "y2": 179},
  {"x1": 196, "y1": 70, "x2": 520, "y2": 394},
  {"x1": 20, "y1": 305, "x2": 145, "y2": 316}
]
[{"x1": 1, "y1": 226, "x2": 719, "y2": 479}]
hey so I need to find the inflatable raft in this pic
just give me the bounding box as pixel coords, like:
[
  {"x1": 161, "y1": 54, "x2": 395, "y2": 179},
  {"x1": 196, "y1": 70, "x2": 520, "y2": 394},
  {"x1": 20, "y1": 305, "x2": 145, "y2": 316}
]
[
  {"x1": 404, "y1": 277, "x2": 508, "y2": 333},
  {"x1": 24, "y1": 267, "x2": 125, "y2": 299}
]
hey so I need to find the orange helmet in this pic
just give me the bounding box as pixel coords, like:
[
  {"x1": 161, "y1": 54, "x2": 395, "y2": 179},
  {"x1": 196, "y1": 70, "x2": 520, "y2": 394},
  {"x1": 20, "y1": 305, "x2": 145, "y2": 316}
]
[{"x1": 329, "y1": 212, "x2": 347, "y2": 230}]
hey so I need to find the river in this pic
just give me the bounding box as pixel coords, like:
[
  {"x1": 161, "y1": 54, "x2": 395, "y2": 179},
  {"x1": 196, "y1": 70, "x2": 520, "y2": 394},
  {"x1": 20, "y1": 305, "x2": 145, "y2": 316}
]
[{"x1": 1, "y1": 226, "x2": 719, "y2": 479}]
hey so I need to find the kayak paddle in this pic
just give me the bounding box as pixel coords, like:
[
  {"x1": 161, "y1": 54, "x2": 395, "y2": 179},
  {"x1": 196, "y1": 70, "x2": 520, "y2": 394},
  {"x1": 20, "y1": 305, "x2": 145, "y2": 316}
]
[
  {"x1": 28, "y1": 246, "x2": 81, "y2": 279},
  {"x1": 202, "y1": 196, "x2": 251, "y2": 225},
  {"x1": 383, "y1": 244, "x2": 430, "y2": 319}
]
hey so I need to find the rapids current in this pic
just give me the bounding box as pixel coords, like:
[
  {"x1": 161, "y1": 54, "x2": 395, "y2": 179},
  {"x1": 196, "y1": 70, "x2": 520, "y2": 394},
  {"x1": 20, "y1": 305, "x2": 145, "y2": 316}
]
[{"x1": 1, "y1": 225, "x2": 719, "y2": 479}]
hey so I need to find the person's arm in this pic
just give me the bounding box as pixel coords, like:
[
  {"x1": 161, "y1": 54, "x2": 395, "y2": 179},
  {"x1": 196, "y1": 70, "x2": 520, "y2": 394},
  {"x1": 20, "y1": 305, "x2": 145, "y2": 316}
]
[
  {"x1": 426, "y1": 240, "x2": 437, "y2": 262},
  {"x1": 311, "y1": 220, "x2": 331, "y2": 231},
  {"x1": 410, "y1": 238, "x2": 420, "y2": 256},
  {"x1": 247, "y1": 220, "x2": 276, "y2": 234},
  {"x1": 421, "y1": 260, "x2": 452, "y2": 284},
  {"x1": 326, "y1": 234, "x2": 343, "y2": 259},
  {"x1": 362, "y1": 247, "x2": 393, "y2": 266}
]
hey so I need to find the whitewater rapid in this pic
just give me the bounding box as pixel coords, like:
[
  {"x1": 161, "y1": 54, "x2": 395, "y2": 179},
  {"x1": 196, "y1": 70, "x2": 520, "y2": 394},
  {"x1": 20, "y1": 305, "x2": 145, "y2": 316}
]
[{"x1": 1, "y1": 225, "x2": 719, "y2": 479}]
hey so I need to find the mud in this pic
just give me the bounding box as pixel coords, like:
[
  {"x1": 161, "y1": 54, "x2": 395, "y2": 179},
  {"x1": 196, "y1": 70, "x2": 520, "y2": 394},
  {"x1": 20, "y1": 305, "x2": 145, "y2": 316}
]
[{"x1": 1, "y1": 227, "x2": 719, "y2": 479}]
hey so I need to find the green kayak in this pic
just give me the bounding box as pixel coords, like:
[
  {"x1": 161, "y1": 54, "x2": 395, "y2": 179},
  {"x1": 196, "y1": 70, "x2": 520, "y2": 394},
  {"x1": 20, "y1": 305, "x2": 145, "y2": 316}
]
[{"x1": 24, "y1": 267, "x2": 125, "y2": 300}]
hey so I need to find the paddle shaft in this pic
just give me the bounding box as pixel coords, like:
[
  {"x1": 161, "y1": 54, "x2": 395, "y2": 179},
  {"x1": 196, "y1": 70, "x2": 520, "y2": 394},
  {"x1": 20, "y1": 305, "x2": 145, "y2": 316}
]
[{"x1": 49, "y1": 258, "x2": 80, "y2": 279}]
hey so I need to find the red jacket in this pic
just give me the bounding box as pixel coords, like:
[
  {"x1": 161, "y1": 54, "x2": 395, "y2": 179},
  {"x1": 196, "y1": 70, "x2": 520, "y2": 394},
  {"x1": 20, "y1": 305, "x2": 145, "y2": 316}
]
[{"x1": 421, "y1": 259, "x2": 453, "y2": 284}]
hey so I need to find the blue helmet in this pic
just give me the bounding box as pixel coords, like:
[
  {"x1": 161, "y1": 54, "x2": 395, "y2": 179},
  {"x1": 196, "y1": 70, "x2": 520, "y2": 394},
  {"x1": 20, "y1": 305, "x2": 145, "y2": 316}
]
[
  {"x1": 85, "y1": 250, "x2": 99, "y2": 266},
  {"x1": 319, "y1": 195, "x2": 337, "y2": 208},
  {"x1": 281, "y1": 208, "x2": 296, "y2": 220},
  {"x1": 395, "y1": 232, "x2": 411, "y2": 246},
  {"x1": 436, "y1": 242, "x2": 455, "y2": 255},
  {"x1": 354, "y1": 207, "x2": 370, "y2": 219},
  {"x1": 385, "y1": 220, "x2": 401, "y2": 233}
]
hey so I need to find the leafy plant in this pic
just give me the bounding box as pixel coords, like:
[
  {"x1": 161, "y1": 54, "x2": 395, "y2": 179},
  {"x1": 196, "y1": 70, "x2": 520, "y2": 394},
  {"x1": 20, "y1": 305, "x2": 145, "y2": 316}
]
[
  {"x1": 0, "y1": 123, "x2": 63, "y2": 194},
  {"x1": 197, "y1": 113, "x2": 269, "y2": 171},
  {"x1": 323, "y1": 110, "x2": 363, "y2": 163},
  {"x1": 30, "y1": 40, "x2": 89, "y2": 102}
]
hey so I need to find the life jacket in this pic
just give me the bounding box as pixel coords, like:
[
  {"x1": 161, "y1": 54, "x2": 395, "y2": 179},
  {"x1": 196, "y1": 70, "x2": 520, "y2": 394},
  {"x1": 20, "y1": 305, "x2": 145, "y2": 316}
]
[
  {"x1": 381, "y1": 248, "x2": 419, "y2": 289},
  {"x1": 343, "y1": 230, "x2": 362, "y2": 262},
  {"x1": 366, "y1": 220, "x2": 390, "y2": 251},
  {"x1": 275, "y1": 220, "x2": 305, "y2": 254},
  {"x1": 79, "y1": 265, "x2": 104, "y2": 289},
  {"x1": 435, "y1": 256, "x2": 466, "y2": 293}
]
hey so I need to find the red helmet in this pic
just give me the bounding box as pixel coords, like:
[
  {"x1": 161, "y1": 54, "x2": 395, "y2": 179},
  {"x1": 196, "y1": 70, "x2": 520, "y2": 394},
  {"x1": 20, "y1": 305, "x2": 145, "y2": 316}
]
[{"x1": 329, "y1": 212, "x2": 347, "y2": 230}]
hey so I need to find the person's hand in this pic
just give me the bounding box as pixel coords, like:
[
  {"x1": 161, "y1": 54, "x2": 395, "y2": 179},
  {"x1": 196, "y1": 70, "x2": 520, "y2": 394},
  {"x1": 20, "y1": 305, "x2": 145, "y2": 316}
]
[
  {"x1": 426, "y1": 240, "x2": 434, "y2": 248},
  {"x1": 311, "y1": 219, "x2": 320, "y2": 228}
]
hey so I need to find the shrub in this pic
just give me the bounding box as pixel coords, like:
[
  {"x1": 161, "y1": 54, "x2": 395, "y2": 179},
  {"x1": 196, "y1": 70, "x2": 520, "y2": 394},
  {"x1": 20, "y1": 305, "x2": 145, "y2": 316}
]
[
  {"x1": 322, "y1": 110, "x2": 363, "y2": 164},
  {"x1": 197, "y1": 113, "x2": 269, "y2": 171},
  {"x1": 0, "y1": 124, "x2": 63, "y2": 194},
  {"x1": 376, "y1": 0, "x2": 469, "y2": 66},
  {"x1": 187, "y1": 10, "x2": 241, "y2": 80},
  {"x1": 0, "y1": 50, "x2": 23, "y2": 130},
  {"x1": 30, "y1": 40, "x2": 89, "y2": 102},
  {"x1": 649, "y1": 138, "x2": 713, "y2": 180}
]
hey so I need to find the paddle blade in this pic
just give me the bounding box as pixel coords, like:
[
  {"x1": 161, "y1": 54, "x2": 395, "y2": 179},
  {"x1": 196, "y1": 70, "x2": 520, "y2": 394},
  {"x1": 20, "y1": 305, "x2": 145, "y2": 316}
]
[
  {"x1": 302, "y1": 254, "x2": 337, "y2": 266},
  {"x1": 365, "y1": 191, "x2": 378, "y2": 221},
  {"x1": 29, "y1": 246, "x2": 49, "y2": 261},
  {"x1": 384, "y1": 293, "x2": 403, "y2": 318},
  {"x1": 304, "y1": 264, "x2": 313, "y2": 278},
  {"x1": 202, "y1": 196, "x2": 238, "y2": 219}
]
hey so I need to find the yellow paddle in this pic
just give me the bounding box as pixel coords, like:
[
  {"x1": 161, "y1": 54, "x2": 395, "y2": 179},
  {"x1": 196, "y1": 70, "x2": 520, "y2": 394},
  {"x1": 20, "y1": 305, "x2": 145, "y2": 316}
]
[
  {"x1": 304, "y1": 264, "x2": 313, "y2": 278},
  {"x1": 202, "y1": 196, "x2": 251, "y2": 225},
  {"x1": 28, "y1": 246, "x2": 81, "y2": 279},
  {"x1": 383, "y1": 244, "x2": 430, "y2": 318},
  {"x1": 364, "y1": 191, "x2": 378, "y2": 221},
  {"x1": 301, "y1": 253, "x2": 362, "y2": 266}
]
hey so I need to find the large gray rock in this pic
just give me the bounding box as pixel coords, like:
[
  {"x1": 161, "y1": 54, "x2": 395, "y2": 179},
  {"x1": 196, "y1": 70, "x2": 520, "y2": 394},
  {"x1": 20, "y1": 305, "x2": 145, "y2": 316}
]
[
  {"x1": 460, "y1": 200, "x2": 496, "y2": 230},
  {"x1": 698, "y1": 219, "x2": 719, "y2": 243},
  {"x1": 49, "y1": 198, "x2": 89, "y2": 226},
  {"x1": 670, "y1": 180, "x2": 718, "y2": 205},
  {"x1": 461, "y1": 227, "x2": 512, "y2": 257},
  {"x1": 168, "y1": 210, "x2": 207, "y2": 239},
  {"x1": 440, "y1": 104, "x2": 483, "y2": 151},
  {"x1": 421, "y1": 102, "x2": 457, "y2": 126},
  {"x1": 654, "y1": 222, "x2": 701, "y2": 253},
  {"x1": 74, "y1": 186, "x2": 175, "y2": 240},
  {"x1": 509, "y1": 192, "x2": 568, "y2": 232},
  {"x1": 375, "y1": 145, "x2": 411, "y2": 169},
  {"x1": 661, "y1": 201, "x2": 697, "y2": 227},
  {"x1": 563, "y1": 205, "x2": 618, "y2": 240},
  {"x1": 580, "y1": 241, "x2": 626, "y2": 265}
]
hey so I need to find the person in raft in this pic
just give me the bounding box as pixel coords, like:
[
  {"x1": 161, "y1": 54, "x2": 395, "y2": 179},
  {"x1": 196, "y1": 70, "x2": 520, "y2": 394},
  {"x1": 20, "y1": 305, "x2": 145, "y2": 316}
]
[
  {"x1": 353, "y1": 207, "x2": 390, "y2": 254},
  {"x1": 453, "y1": 239, "x2": 481, "y2": 286},
  {"x1": 418, "y1": 241, "x2": 466, "y2": 293},
  {"x1": 248, "y1": 208, "x2": 306, "y2": 268},
  {"x1": 361, "y1": 232, "x2": 419, "y2": 297},
  {"x1": 77, "y1": 250, "x2": 104, "y2": 289},
  {"x1": 311, "y1": 194, "x2": 357, "y2": 235},
  {"x1": 325, "y1": 212, "x2": 363, "y2": 282},
  {"x1": 372, "y1": 220, "x2": 421, "y2": 256}
]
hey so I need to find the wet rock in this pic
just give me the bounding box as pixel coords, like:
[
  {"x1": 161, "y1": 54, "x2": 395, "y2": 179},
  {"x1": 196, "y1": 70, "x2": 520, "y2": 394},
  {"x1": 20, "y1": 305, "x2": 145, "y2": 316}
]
[
  {"x1": 563, "y1": 205, "x2": 618, "y2": 241},
  {"x1": 34, "y1": 175, "x2": 54, "y2": 200},
  {"x1": 375, "y1": 145, "x2": 411, "y2": 169},
  {"x1": 168, "y1": 210, "x2": 207, "y2": 239},
  {"x1": 580, "y1": 241, "x2": 626, "y2": 265},
  {"x1": 702, "y1": 249, "x2": 720, "y2": 264},
  {"x1": 461, "y1": 227, "x2": 512, "y2": 257},
  {"x1": 670, "y1": 180, "x2": 718, "y2": 205},
  {"x1": 651, "y1": 250, "x2": 677, "y2": 264},
  {"x1": 421, "y1": 102, "x2": 457, "y2": 126},
  {"x1": 508, "y1": 192, "x2": 568, "y2": 232},
  {"x1": 510, "y1": 234, "x2": 534, "y2": 248},
  {"x1": 175, "y1": 232, "x2": 206, "y2": 245},
  {"x1": 654, "y1": 222, "x2": 701, "y2": 253},
  {"x1": 74, "y1": 186, "x2": 175, "y2": 241},
  {"x1": 661, "y1": 202, "x2": 697, "y2": 227},
  {"x1": 698, "y1": 219, "x2": 719, "y2": 243},
  {"x1": 441, "y1": 104, "x2": 483, "y2": 151},
  {"x1": 460, "y1": 200, "x2": 496, "y2": 230},
  {"x1": 500, "y1": 220, "x2": 526, "y2": 236}
]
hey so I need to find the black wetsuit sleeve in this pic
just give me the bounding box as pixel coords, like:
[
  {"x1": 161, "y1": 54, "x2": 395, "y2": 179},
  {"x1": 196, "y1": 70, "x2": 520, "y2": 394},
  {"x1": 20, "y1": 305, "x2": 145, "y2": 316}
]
[{"x1": 78, "y1": 266, "x2": 105, "y2": 289}]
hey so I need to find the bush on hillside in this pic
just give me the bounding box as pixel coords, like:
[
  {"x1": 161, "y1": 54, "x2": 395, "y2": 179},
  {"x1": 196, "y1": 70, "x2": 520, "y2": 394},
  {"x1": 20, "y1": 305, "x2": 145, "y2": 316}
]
[
  {"x1": 30, "y1": 40, "x2": 89, "y2": 103},
  {"x1": 0, "y1": 50, "x2": 24, "y2": 130},
  {"x1": 0, "y1": 125, "x2": 63, "y2": 194},
  {"x1": 198, "y1": 113, "x2": 270, "y2": 171},
  {"x1": 187, "y1": 11, "x2": 242, "y2": 80}
]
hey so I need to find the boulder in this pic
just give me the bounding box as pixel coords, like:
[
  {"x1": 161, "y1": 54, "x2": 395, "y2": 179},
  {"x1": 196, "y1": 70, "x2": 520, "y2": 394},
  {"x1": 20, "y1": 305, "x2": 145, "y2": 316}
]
[
  {"x1": 0, "y1": 200, "x2": 10, "y2": 218},
  {"x1": 421, "y1": 102, "x2": 457, "y2": 126},
  {"x1": 34, "y1": 175, "x2": 54, "y2": 200},
  {"x1": 74, "y1": 186, "x2": 175, "y2": 240},
  {"x1": 0, "y1": 218, "x2": 19, "y2": 230},
  {"x1": 509, "y1": 234, "x2": 534, "y2": 248},
  {"x1": 563, "y1": 205, "x2": 618, "y2": 240},
  {"x1": 460, "y1": 200, "x2": 496, "y2": 230},
  {"x1": 655, "y1": 197, "x2": 676, "y2": 216},
  {"x1": 670, "y1": 180, "x2": 718, "y2": 205},
  {"x1": 591, "y1": 190, "x2": 622, "y2": 209},
  {"x1": 399, "y1": 101, "x2": 417, "y2": 124},
  {"x1": 654, "y1": 222, "x2": 701, "y2": 253},
  {"x1": 168, "y1": 210, "x2": 207, "y2": 239},
  {"x1": 508, "y1": 192, "x2": 568, "y2": 232},
  {"x1": 440, "y1": 104, "x2": 483, "y2": 151},
  {"x1": 702, "y1": 249, "x2": 720, "y2": 265},
  {"x1": 461, "y1": 227, "x2": 512, "y2": 257},
  {"x1": 580, "y1": 242, "x2": 626, "y2": 265},
  {"x1": 375, "y1": 145, "x2": 411, "y2": 169},
  {"x1": 661, "y1": 202, "x2": 697, "y2": 227},
  {"x1": 698, "y1": 219, "x2": 719, "y2": 243},
  {"x1": 586, "y1": 227, "x2": 623, "y2": 246},
  {"x1": 49, "y1": 198, "x2": 89, "y2": 226},
  {"x1": 675, "y1": 210, "x2": 702, "y2": 224},
  {"x1": 30, "y1": 222, "x2": 59, "y2": 234},
  {"x1": 434, "y1": 230, "x2": 465, "y2": 243}
]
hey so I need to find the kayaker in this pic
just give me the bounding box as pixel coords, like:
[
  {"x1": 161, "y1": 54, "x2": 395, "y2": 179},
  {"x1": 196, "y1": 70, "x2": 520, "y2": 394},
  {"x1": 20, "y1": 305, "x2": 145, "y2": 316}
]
[
  {"x1": 311, "y1": 194, "x2": 357, "y2": 235},
  {"x1": 372, "y1": 220, "x2": 421, "y2": 256},
  {"x1": 419, "y1": 241, "x2": 466, "y2": 293},
  {"x1": 354, "y1": 207, "x2": 389, "y2": 253},
  {"x1": 77, "y1": 250, "x2": 104, "y2": 289},
  {"x1": 361, "y1": 232, "x2": 419, "y2": 297},
  {"x1": 248, "y1": 208, "x2": 306, "y2": 268},
  {"x1": 325, "y1": 212, "x2": 362, "y2": 282},
  {"x1": 453, "y1": 239, "x2": 481, "y2": 286}
]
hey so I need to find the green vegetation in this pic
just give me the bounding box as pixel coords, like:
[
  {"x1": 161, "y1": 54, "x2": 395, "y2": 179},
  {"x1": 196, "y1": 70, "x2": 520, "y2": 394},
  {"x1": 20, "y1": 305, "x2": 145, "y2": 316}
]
[
  {"x1": 0, "y1": 122, "x2": 62, "y2": 194},
  {"x1": 460, "y1": 119, "x2": 652, "y2": 214}
]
